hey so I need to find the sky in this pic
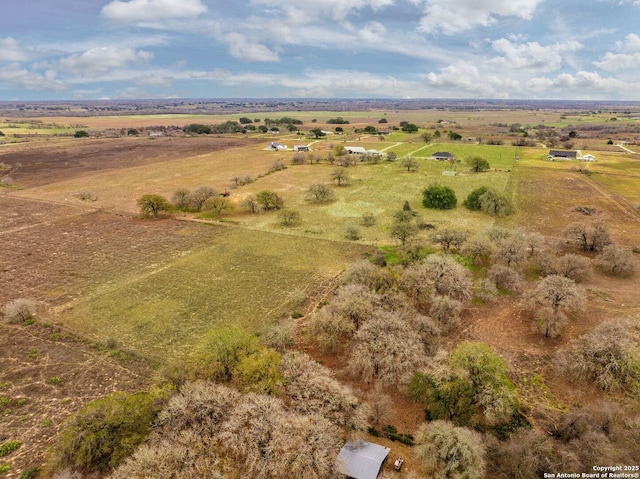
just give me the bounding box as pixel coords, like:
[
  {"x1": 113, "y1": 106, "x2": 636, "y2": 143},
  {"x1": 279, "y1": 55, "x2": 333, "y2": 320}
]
[{"x1": 1, "y1": 0, "x2": 640, "y2": 101}]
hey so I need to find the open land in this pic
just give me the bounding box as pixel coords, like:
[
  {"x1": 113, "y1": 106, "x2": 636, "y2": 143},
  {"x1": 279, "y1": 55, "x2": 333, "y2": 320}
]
[{"x1": 1, "y1": 99, "x2": 640, "y2": 478}]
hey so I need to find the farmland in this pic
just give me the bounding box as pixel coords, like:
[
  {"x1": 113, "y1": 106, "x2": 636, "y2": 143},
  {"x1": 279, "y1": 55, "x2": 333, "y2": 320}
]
[{"x1": 1, "y1": 100, "x2": 640, "y2": 478}]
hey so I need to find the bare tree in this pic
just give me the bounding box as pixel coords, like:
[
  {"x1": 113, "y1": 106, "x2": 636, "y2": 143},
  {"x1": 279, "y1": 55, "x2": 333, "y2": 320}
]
[
  {"x1": 432, "y1": 228, "x2": 469, "y2": 253},
  {"x1": 429, "y1": 295, "x2": 463, "y2": 333},
  {"x1": 461, "y1": 234, "x2": 494, "y2": 267},
  {"x1": 487, "y1": 429, "x2": 554, "y2": 479},
  {"x1": 280, "y1": 351, "x2": 369, "y2": 430},
  {"x1": 415, "y1": 421, "x2": 486, "y2": 479},
  {"x1": 202, "y1": 196, "x2": 233, "y2": 217},
  {"x1": 171, "y1": 187, "x2": 190, "y2": 209},
  {"x1": 401, "y1": 254, "x2": 473, "y2": 304},
  {"x1": 331, "y1": 167, "x2": 350, "y2": 186},
  {"x1": 553, "y1": 254, "x2": 591, "y2": 282},
  {"x1": 241, "y1": 194, "x2": 262, "y2": 214},
  {"x1": 278, "y1": 209, "x2": 301, "y2": 226},
  {"x1": 305, "y1": 307, "x2": 355, "y2": 353},
  {"x1": 565, "y1": 221, "x2": 612, "y2": 252},
  {"x1": 305, "y1": 183, "x2": 335, "y2": 203},
  {"x1": 525, "y1": 232, "x2": 545, "y2": 256},
  {"x1": 391, "y1": 220, "x2": 418, "y2": 246},
  {"x1": 596, "y1": 244, "x2": 635, "y2": 277},
  {"x1": 487, "y1": 265, "x2": 524, "y2": 294},
  {"x1": 559, "y1": 317, "x2": 640, "y2": 392},
  {"x1": 348, "y1": 309, "x2": 427, "y2": 385},
  {"x1": 526, "y1": 275, "x2": 586, "y2": 338},
  {"x1": 493, "y1": 231, "x2": 528, "y2": 269},
  {"x1": 188, "y1": 186, "x2": 218, "y2": 211}
]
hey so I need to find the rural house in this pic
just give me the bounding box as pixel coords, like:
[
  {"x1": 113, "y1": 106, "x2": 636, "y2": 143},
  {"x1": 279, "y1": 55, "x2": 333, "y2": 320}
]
[
  {"x1": 336, "y1": 440, "x2": 390, "y2": 479},
  {"x1": 580, "y1": 154, "x2": 596, "y2": 161},
  {"x1": 345, "y1": 146, "x2": 367, "y2": 155},
  {"x1": 268, "y1": 141, "x2": 287, "y2": 151},
  {"x1": 547, "y1": 150, "x2": 577, "y2": 160},
  {"x1": 293, "y1": 145, "x2": 310, "y2": 152},
  {"x1": 431, "y1": 151, "x2": 455, "y2": 161}
]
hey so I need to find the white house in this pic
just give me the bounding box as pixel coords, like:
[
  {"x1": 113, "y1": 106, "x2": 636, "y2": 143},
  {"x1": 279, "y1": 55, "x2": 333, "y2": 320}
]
[
  {"x1": 431, "y1": 151, "x2": 455, "y2": 161},
  {"x1": 293, "y1": 145, "x2": 310, "y2": 152},
  {"x1": 581, "y1": 154, "x2": 596, "y2": 162},
  {"x1": 268, "y1": 142, "x2": 287, "y2": 151},
  {"x1": 345, "y1": 146, "x2": 367, "y2": 155}
]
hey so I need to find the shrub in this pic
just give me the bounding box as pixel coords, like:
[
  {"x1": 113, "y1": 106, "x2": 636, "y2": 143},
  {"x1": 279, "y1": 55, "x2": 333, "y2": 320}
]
[
  {"x1": 345, "y1": 224, "x2": 361, "y2": 240},
  {"x1": 269, "y1": 160, "x2": 287, "y2": 172},
  {"x1": 278, "y1": 209, "x2": 301, "y2": 226},
  {"x1": 361, "y1": 212, "x2": 376, "y2": 227},
  {"x1": 429, "y1": 295, "x2": 462, "y2": 333},
  {"x1": 73, "y1": 130, "x2": 89, "y2": 138},
  {"x1": 3, "y1": 299, "x2": 36, "y2": 324},
  {"x1": 596, "y1": 244, "x2": 635, "y2": 277},
  {"x1": 422, "y1": 184, "x2": 457, "y2": 210},
  {"x1": 50, "y1": 391, "x2": 162, "y2": 473},
  {"x1": 0, "y1": 440, "x2": 21, "y2": 457},
  {"x1": 73, "y1": 190, "x2": 97, "y2": 202}
]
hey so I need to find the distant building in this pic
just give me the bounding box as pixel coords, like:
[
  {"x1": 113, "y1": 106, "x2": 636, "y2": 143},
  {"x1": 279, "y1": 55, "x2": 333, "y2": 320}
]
[
  {"x1": 336, "y1": 440, "x2": 390, "y2": 479},
  {"x1": 580, "y1": 154, "x2": 596, "y2": 162},
  {"x1": 431, "y1": 151, "x2": 455, "y2": 161},
  {"x1": 268, "y1": 141, "x2": 287, "y2": 151},
  {"x1": 293, "y1": 145, "x2": 310, "y2": 152},
  {"x1": 547, "y1": 150, "x2": 577, "y2": 160},
  {"x1": 345, "y1": 146, "x2": 367, "y2": 155}
]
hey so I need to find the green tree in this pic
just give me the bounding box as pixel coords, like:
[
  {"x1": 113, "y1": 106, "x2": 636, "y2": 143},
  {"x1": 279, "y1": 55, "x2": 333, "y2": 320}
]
[
  {"x1": 137, "y1": 194, "x2": 171, "y2": 218},
  {"x1": 74, "y1": 130, "x2": 89, "y2": 138},
  {"x1": 422, "y1": 185, "x2": 457, "y2": 210},
  {"x1": 51, "y1": 391, "x2": 163, "y2": 473},
  {"x1": 448, "y1": 131, "x2": 462, "y2": 140},
  {"x1": 466, "y1": 156, "x2": 490, "y2": 172},
  {"x1": 401, "y1": 123, "x2": 419, "y2": 133},
  {"x1": 238, "y1": 117, "x2": 253, "y2": 124},
  {"x1": 421, "y1": 132, "x2": 433, "y2": 143},
  {"x1": 401, "y1": 156, "x2": 419, "y2": 172},
  {"x1": 479, "y1": 189, "x2": 514, "y2": 217},
  {"x1": 256, "y1": 190, "x2": 283, "y2": 210},
  {"x1": 126, "y1": 128, "x2": 139, "y2": 136},
  {"x1": 202, "y1": 196, "x2": 233, "y2": 217},
  {"x1": 363, "y1": 125, "x2": 377, "y2": 134},
  {"x1": 391, "y1": 221, "x2": 418, "y2": 246},
  {"x1": 410, "y1": 342, "x2": 520, "y2": 428},
  {"x1": 310, "y1": 128, "x2": 326, "y2": 138},
  {"x1": 463, "y1": 186, "x2": 490, "y2": 210}
]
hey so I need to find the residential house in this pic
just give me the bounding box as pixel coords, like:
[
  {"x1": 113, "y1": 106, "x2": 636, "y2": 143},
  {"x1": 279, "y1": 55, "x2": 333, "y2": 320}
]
[
  {"x1": 431, "y1": 152, "x2": 455, "y2": 161},
  {"x1": 268, "y1": 142, "x2": 287, "y2": 151},
  {"x1": 345, "y1": 146, "x2": 367, "y2": 155},
  {"x1": 547, "y1": 150, "x2": 577, "y2": 160}
]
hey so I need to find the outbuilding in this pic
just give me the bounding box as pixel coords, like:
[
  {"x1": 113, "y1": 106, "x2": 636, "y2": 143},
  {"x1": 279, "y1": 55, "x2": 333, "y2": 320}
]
[
  {"x1": 547, "y1": 150, "x2": 577, "y2": 160},
  {"x1": 431, "y1": 151, "x2": 455, "y2": 161},
  {"x1": 336, "y1": 440, "x2": 390, "y2": 479}
]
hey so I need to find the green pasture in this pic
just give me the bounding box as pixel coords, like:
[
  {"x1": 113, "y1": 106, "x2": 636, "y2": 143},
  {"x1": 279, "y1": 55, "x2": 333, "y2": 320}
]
[{"x1": 64, "y1": 226, "x2": 365, "y2": 361}]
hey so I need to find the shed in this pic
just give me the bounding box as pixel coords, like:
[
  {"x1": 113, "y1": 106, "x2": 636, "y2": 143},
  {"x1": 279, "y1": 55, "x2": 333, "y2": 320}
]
[
  {"x1": 294, "y1": 145, "x2": 310, "y2": 152},
  {"x1": 346, "y1": 146, "x2": 367, "y2": 155},
  {"x1": 336, "y1": 440, "x2": 390, "y2": 479},
  {"x1": 431, "y1": 151, "x2": 455, "y2": 161},
  {"x1": 547, "y1": 150, "x2": 577, "y2": 160}
]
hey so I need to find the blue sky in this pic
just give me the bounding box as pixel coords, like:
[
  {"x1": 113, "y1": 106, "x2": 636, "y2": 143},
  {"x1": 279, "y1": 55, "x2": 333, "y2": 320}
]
[{"x1": 1, "y1": 0, "x2": 640, "y2": 101}]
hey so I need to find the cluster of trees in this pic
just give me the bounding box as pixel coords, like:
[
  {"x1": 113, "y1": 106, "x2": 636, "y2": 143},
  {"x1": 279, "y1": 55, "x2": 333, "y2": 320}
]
[{"x1": 420, "y1": 183, "x2": 515, "y2": 217}]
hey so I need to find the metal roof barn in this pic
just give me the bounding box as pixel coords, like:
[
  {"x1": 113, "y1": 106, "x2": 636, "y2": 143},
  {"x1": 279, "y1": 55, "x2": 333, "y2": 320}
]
[{"x1": 336, "y1": 440, "x2": 390, "y2": 479}]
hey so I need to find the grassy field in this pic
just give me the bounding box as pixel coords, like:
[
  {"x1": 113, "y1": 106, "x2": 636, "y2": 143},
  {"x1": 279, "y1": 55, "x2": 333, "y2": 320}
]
[{"x1": 59, "y1": 226, "x2": 364, "y2": 360}]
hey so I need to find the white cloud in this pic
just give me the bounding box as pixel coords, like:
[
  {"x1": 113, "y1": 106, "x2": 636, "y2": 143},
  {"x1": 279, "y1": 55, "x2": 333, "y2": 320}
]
[
  {"x1": 490, "y1": 38, "x2": 583, "y2": 72},
  {"x1": 250, "y1": 0, "x2": 395, "y2": 23},
  {"x1": 0, "y1": 66, "x2": 66, "y2": 91},
  {"x1": 594, "y1": 34, "x2": 640, "y2": 71},
  {"x1": 59, "y1": 47, "x2": 153, "y2": 78},
  {"x1": 358, "y1": 21, "x2": 386, "y2": 43},
  {"x1": 0, "y1": 38, "x2": 29, "y2": 63},
  {"x1": 424, "y1": 63, "x2": 516, "y2": 97},
  {"x1": 225, "y1": 33, "x2": 279, "y2": 62},
  {"x1": 417, "y1": 0, "x2": 544, "y2": 35},
  {"x1": 102, "y1": 0, "x2": 207, "y2": 24}
]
